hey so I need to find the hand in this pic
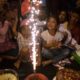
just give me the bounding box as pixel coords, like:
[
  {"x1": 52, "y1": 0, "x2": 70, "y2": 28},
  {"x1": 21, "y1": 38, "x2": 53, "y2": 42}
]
[
  {"x1": 48, "y1": 40, "x2": 59, "y2": 48},
  {"x1": 20, "y1": 47, "x2": 29, "y2": 57},
  {"x1": 36, "y1": 60, "x2": 41, "y2": 67},
  {"x1": 57, "y1": 42, "x2": 62, "y2": 48},
  {"x1": 51, "y1": 40, "x2": 62, "y2": 48},
  {"x1": 47, "y1": 40, "x2": 56, "y2": 47},
  {"x1": 21, "y1": 47, "x2": 29, "y2": 52}
]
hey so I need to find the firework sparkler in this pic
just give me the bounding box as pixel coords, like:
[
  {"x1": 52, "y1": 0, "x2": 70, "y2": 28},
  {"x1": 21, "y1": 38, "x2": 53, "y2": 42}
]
[{"x1": 27, "y1": 0, "x2": 42, "y2": 72}]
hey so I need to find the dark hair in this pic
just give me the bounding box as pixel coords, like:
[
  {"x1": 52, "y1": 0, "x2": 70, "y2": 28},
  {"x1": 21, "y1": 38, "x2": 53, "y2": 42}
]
[
  {"x1": 47, "y1": 15, "x2": 59, "y2": 25},
  {"x1": 44, "y1": 15, "x2": 58, "y2": 30},
  {"x1": 70, "y1": 9, "x2": 80, "y2": 27},
  {"x1": 58, "y1": 10, "x2": 69, "y2": 22},
  {"x1": 0, "y1": 11, "x2": 7, "y2": 24}
]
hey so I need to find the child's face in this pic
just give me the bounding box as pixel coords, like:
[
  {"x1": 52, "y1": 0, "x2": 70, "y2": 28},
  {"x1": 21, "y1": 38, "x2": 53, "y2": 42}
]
[
  {"x1": 39, "y1": 10, "x2": 46, "y2": 20},
  {"x1": 47, "y1": 17, "x2": 57, "y2": 31},
  {"x1": 70, "y1": 12, "x2": 79, "y2": 23},
  {"x1": 21, "y1": 26, "x2": 31, "y2": 38},
  {"x1": 59, "y1": 11, "x2": 66, "y2": 22}
]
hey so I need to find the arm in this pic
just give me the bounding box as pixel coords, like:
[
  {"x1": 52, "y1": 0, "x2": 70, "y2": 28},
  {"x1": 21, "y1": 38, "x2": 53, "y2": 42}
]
[
  {"x1": 11, "y1": 17, "x2": 18, "y2": 37},
  {"x1": 36, "y1": 44, "x2": 41, "y2": 66},
  {"x1": 0, "y1": 21, "x2": 9, "y2": 35}
]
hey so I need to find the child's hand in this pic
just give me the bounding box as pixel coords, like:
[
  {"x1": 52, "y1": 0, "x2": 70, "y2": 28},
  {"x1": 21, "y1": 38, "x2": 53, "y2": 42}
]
[
  {"x1": 51, "y1": 40, "x2": 62, "y2": 48},
  {"x1": 48, "y1": 40, "x2": 58, "y2": 47},
  {"x1": 47, "y1": 41, "x2": 55, "y2": 47},
  {"x1": 36, "y1": 59, "x2": 41, "y2": 67},
  {"x1": 20, "y1": 47, "x2": 29, "y2": 57},
  {"x1": 56, "y1": 41, "x2": 62, "y2": 48},
  {"x1": 21, "y1": 47, "x2": 29, "y2": 53}
]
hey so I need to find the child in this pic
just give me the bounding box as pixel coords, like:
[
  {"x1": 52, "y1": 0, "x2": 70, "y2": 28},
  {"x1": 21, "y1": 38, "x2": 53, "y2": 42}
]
[
  {"x1": 69, "y1": 10, "x2": 80, "y2": 44},
  {"x1": 14, "y1": 19, "x2": 41, "y2": 68},
  {"x1": 58, "y1": 10, "x2": 72, "y2": 45},
  {"x1": 13, "y1": 19, "x2": 32, "y2": 68},
  {"x1": 41, "y1": 16, "x2": 72, "y2": 66},
  {"x1": 58, "y1": 10, "x2": 80, "y2": 50},
  {"x1": 0, "y1": 15, "x2": 18, "y2": 61}
]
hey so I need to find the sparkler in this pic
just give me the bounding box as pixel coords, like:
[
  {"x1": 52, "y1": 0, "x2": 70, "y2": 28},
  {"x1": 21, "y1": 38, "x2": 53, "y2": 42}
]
[
  {"x1": 27, "y1": 0, "x2": 42, "y2": 72},
  {"x1": 31, "y1": 24, "x2": 38, "y2": 71},
  {"x1": 23, "y1": 0, "x2": 48, "y2": 79}
]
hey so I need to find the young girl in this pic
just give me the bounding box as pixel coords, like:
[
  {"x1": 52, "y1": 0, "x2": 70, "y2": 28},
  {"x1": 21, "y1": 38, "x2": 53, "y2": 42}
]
[
  {"x1": 13, "y1": 19, "x2": 31, "y2": 68},
  {"x1": 0, "y1": 15, "x2": 18, "y2": 61},
  {"x1": 14, "y1": 19, "x2": 41, "y2": 68},
  {"x1": 58, "y1": 10, "x2": 72, "y2": 45},
  {"x1": 0, "y1": 11, "x2": 19, "y2": 70},
  {"x1": 41, "y1": 16, "x2": 72, "y2": 66}
]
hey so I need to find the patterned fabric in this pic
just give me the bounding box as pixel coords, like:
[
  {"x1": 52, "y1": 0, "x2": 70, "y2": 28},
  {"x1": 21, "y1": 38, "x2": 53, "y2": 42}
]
[
  {"x1": 0, "y1": 20, "x2": 18, "y2": 53},
  {"x1": 0, "y1": 38, "x2": 17, "y2": 53},
  {"x1": 56, "y1": 68, "x2": 80, "y2": 80}
]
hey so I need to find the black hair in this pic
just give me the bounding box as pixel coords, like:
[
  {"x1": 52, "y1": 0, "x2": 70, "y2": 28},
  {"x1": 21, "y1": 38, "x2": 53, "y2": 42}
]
[
  {"x1": 44, "y1": 15, "x2": 59, "y2": 30},
  {"x1": 47, "y1": 15, "x2": 59, "y2": 25},
  {"x1": 58, "y1": 10, "x2": 69, "y2": 22},
  {"x1": 70, "y1": 8, "x2": 80, "y2": 27}
]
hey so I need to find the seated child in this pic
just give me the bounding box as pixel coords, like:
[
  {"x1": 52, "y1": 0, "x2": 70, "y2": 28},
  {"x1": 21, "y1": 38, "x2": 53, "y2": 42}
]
[
  {"x1": 41, "y1": 16, "x2": 73, "y2": 66},
  {"x1": 0, "y1": 19, "x2": 18, "y2": 61},
  {"x1": 13, "y1": 19, "x2": 31, "y2": 68},
  {"x1": 14, "y1": 19, "x2": 41, "y2": 68}
]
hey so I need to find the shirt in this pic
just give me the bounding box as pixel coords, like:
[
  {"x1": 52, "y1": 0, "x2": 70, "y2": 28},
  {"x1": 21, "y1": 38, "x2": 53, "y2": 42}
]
[
  {"x1": 41, "y1": 30, "x2": 64, "y2": 44},
  {"x1": 17, "y1": 32, "x2": 31, "y2": 51},
  {"x1": 59, "y1": 23, "x2": 72, "y2": 45}
]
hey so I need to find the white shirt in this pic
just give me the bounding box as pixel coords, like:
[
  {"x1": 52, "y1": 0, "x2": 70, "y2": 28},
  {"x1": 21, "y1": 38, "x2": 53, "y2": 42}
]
[
  {"x1": 41, "y1": 30, "x2": 64, "y2": 44},
  {"x1": 59, "y1": 23, "x2": 72, "y2": 45},
  {"x1": 17, "y1": 32, "x2": 31, "y2": 51}
]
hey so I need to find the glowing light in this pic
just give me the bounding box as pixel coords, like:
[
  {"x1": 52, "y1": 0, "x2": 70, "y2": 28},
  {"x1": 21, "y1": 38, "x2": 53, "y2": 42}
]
[
  {"x1": 31, "y1": 24, "x2": 37, "y2": 71},
  {"x1": 28, "y1": 6, "x2": 31, "y2": 10},
  {"x1": 39, "y1": 0, "x2": 42, "y2": 4},
  {"x1": 32, "y1": 0, "x2": 37, "y2": 3},
  {"x1": 32, "y1": 7, "x2": 35, "y2": 11},
  {"x1": 43, "y1": 21, "x2": 46, "y2": 25},
  {"x1": 35, "y1": 9, "x2": 40, "y2": 15},
  {"x1": 25, "y1": 0, "x2": 41, "y2": 71}
]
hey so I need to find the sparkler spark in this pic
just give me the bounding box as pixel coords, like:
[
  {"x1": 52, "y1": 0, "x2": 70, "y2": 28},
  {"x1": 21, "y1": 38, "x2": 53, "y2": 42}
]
[
  {"x1": 26, "y1": 0, "x2": 42, "y2": 71},
  {"x1": 31, "y1": 24, "x2": 38, "y2": 71}
]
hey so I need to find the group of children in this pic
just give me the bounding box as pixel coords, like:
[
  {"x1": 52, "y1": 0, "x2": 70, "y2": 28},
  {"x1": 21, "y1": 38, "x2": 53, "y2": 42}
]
[
  {"x1": 15, "y1": 10, "x2": 80, "y2": 68},
  {"x1": 0, "y1": 8, "x2": 80, "y2": 70}
]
